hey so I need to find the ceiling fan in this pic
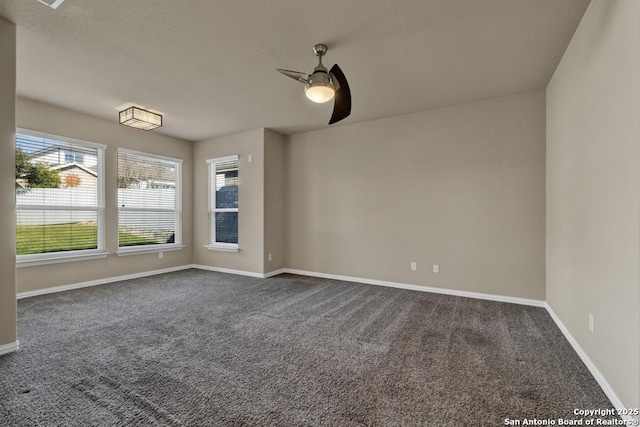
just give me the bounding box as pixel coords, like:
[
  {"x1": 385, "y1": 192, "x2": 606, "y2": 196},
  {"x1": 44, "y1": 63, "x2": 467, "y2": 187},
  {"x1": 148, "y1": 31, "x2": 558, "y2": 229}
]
[{"x1": 278, "y1": 44, "x2": 351, "y2": 125}]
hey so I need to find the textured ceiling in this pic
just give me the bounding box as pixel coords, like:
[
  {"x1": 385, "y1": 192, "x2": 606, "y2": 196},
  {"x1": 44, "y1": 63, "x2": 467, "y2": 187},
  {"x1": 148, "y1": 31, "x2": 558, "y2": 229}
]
[{"x1": 0, "y1": 0, "x2": 590, "y2": 142}]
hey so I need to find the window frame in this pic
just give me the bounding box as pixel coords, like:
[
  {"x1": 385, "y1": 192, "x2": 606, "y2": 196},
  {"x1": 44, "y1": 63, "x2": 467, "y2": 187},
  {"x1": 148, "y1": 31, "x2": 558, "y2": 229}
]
[
  {"x1": 16, "y1": 128, "x2": 107, "y2": 267},
  {"x1": 206, "y1": 155, "x2": 239, "y2": 252},
  {"x1": 116, "y1": 148, "x2": 184, "y2": 256}
]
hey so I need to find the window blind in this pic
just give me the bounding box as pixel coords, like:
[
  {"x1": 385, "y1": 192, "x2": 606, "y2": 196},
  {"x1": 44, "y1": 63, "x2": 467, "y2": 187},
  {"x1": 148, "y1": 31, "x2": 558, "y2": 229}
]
[
  {"x1": 117, "y1": 150, "x2": 181, "y2": 247},
  {"x1": 16, "y1": 133, "x2": 103, "y2": 256},
  {"x1": 208, "y1": 156, "x2": 239, "y2": 246}
]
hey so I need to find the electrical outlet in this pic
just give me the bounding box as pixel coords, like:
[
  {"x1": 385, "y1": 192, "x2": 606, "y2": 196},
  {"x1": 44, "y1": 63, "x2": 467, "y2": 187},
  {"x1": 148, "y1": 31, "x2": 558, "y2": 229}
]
[
  {"x1": 588, "y1": 313, "x2": 594, "y2": 333},
  {"x1": 248, "y1": 154, "x2": 253, "y2": 163},
  {"x1": 268, "y1": 253, "x2": 273, "y2": 261},
  {"x1": 158, "y1": 252, "x2": 164, "y2": 259},
  {"x1": 433, "y1": 264, "x2": 439, "y2": 273},
  {"x1": 410, "y1": 262, "x2": 417, "y2": 271}
]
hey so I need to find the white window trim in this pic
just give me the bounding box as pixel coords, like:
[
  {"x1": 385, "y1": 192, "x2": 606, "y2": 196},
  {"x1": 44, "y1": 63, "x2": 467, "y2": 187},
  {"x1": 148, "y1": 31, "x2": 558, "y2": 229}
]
[
  {"x1": 206, "y1": 155, "x2": 239, "y2": 252},
  {"x1": 116, "y1": 148, "x2": 183, "y2": 255},
  {"x1": 17, "y1": 250, "x2": 109, "y2": 268},
  {"x1": 205, "y1": 243, "x2": 240, "y2": 253},
  {"x1": 17, "y1": 128, "x2": 107, "y2": 151},
  {"x1": 118, "y1": 147, "x2": 182, "y2": 164},
  {"x1": 116, "y1": 244, "x2": 185, "y2": 257},
  {"x1": 16, "y1": 129, "x2": 107, "y2": 264}
]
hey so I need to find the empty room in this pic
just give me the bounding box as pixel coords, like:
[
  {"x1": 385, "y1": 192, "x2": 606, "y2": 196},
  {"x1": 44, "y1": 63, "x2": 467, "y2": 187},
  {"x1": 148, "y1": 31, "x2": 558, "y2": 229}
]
[{"x1": 0, "y1": 0, "x2": 638, "y2": 425}]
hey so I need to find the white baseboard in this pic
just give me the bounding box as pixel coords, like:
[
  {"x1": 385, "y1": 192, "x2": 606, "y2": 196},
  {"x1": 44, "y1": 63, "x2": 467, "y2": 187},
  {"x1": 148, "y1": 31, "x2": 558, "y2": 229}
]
[
  {"x1": 18, "y1": 261, "x2": 544, "y2": 308},
  {"x1": 17, "y1": 264, "x2": 278, "y2": 299},
  {"x1": 191, "y1": 265, "x2": 544, "y2": 307},
  {"x1": 282, "y1": 268, "x2": 546, "y2": 307},
  {"x1": 545, "y1": 303, "x2": 636, "y2": 422},
  {"x1": 192, "y1": 264, "x2": 268, "y2": 278},
  {"x1": 192, "y1": 265, "x2": 287, "y2": 279},
  {"x1": 0, "y1": 341, "x2": 19, "y2": 356},
  {"x1": 264, "y1": 268, "x2": 287, "y2": 278},
  {"x1": 17, "y1": 265, "x2": 194, "y2": 299}
]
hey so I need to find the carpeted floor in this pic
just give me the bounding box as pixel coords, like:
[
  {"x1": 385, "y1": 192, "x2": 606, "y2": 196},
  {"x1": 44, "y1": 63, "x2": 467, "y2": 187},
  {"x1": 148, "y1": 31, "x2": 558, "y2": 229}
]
[{"x1": 0, "y1": 269, "x2": 616, "y2": 426}]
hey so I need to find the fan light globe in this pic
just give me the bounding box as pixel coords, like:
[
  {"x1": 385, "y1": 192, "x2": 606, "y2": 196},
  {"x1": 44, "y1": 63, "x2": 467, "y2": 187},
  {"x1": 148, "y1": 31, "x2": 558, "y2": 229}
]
[{"x1": 305, "y1": 84, "x2": 335, "y2": 103}]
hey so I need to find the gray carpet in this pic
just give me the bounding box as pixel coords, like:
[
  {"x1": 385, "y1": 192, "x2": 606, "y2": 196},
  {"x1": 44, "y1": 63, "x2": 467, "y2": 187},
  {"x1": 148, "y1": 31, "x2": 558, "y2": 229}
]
[{"x1": 0, "y1": 269, "x2": 616, "y2": 426}]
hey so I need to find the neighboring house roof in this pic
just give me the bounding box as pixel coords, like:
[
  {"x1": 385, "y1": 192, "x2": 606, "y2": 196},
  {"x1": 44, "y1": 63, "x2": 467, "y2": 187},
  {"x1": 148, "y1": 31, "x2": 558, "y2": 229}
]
[
  {"x1": 50, "y1": 163, "x2": 97, "y2": 177},
  {"x1": 30, "y1": 145, "x2": 96, "y2": 159},
  {"x1": 29, "y1": 145, "x2": 59, "y2": 158}
]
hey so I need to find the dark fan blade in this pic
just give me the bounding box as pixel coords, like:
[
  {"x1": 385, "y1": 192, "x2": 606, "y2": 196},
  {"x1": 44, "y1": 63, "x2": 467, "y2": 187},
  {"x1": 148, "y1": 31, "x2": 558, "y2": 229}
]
[
  {"x1": 277, "y1": 69, "x2": 309, "y2": 84},
  {"x1": 329, "y1": 64, "x2": 351, "y2": 124}
]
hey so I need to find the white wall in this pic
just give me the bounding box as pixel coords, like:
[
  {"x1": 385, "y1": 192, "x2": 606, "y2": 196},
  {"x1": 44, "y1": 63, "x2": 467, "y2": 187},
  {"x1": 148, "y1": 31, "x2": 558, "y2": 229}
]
[
  {"x1": 285, "y1": 91, "x2": 546, "y2": 299},
  {"x1": 0, "y1": 17, "x2": 17, "y2": 349},
  {"x1": 546, "y1": 0, "x2": 640, "y2": 409}
]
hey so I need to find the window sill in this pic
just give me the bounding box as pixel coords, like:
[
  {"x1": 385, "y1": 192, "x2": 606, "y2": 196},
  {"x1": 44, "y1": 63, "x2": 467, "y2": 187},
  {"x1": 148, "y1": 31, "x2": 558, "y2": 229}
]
[
  {"x1": 17, "y1": 251, "x2": 109, "y2": 268},
  {"x1": 116, "y1": 244, "x2": 185, "y2": 257},
  {"x1": 205, "y1": 244, "x2": 240, "y2": 253}
]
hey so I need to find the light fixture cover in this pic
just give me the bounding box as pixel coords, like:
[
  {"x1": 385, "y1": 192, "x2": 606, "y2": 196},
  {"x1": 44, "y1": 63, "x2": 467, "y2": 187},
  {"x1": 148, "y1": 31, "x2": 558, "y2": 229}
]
[
  {"x1": 119, "y1": 106, "x2": 163, "y2": 131},
  {"x1": 305, "y1": 84, "x2": 335, "y2": 103}
]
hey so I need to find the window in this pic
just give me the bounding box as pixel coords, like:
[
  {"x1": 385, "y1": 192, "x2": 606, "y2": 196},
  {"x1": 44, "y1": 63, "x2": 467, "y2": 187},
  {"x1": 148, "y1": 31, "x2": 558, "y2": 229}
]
[
  {"x1": 64, "y1": 152, "x2": 84, "y2": 164},
  {"x1": 117, "y1": 149, "x2": 182, "y2": 254},
  {"x1": 207, "y1": 155, "x2": 238, "y2": 251},
  {"x1": 16, "y1": 129, "x2": 106, "y2": 266}
]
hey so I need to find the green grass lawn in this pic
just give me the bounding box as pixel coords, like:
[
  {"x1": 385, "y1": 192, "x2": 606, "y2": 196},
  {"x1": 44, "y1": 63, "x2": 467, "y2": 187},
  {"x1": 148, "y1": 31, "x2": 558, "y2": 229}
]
[{"x1": 17, "y1": 223, "x2": 157, "y2": 255}]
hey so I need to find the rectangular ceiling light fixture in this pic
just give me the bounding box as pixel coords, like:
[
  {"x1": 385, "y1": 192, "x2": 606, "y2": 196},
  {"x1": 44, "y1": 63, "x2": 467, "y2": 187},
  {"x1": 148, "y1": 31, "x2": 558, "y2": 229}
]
[
  {"x1": 37, "y1": 0, "x2": 65, "y2": 9},
  {"x1": 119, "y1": 106, "x2": 163, "y2": 131}
]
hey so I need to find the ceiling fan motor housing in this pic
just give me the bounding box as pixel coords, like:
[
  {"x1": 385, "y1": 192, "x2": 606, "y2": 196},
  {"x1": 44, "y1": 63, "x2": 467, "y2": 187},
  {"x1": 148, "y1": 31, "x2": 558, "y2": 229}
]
[{"x1": 307, "y1": 68, "x2": 334, "y2": 89}]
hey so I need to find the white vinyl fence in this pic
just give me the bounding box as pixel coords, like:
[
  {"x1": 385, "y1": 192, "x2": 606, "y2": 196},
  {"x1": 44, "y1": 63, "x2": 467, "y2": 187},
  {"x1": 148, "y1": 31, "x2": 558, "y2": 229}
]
[{"x1": 16, "y1": 188, "x2": 175, "y2": 227}]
